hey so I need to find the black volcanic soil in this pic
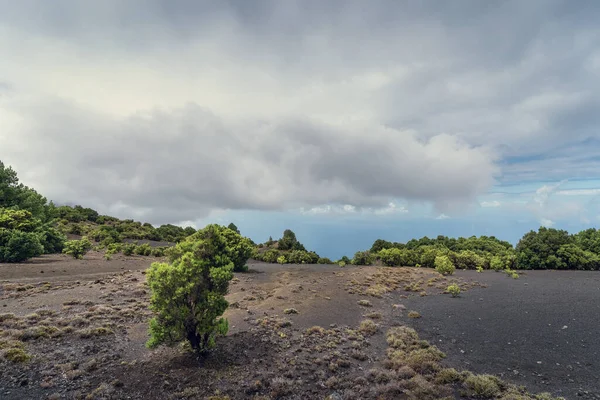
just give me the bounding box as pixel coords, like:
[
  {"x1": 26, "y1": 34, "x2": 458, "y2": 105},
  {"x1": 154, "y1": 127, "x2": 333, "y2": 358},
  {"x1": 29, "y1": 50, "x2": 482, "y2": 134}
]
[
  {"x1": 1, "y1": 257, "x2": 599, "y2": 399},
  {"x1": 400, "y1": 269, "x2": 600, "y2": 399}
]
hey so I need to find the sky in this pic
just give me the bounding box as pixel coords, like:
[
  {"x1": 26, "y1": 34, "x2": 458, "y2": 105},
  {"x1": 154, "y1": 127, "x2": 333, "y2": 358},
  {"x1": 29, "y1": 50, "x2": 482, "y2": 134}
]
[{"x1": 1, "y1": 0, "x2": 600, "y2": 259}]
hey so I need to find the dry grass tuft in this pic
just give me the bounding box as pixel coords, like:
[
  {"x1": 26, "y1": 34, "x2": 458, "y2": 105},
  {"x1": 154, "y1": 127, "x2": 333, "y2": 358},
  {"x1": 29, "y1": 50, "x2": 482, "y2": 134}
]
[
  {"x1": 358, "y1": 319, "x2": 379, "y2": 336},
  {"x1": 357, "y1": 299, "x2": 372, "y2": 307},
  {"x1": 463, "y1": 374, "x2": 502, "y2": 397}
]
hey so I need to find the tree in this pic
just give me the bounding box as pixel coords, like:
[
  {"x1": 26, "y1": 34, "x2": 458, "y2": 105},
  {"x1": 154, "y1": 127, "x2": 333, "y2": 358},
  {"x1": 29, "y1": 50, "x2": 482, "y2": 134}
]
[
  {"x1": 352, "y1": 250, "x2": 375, "y2": 266},
  {"x1": 146, "y1": 224, "x2": 236, "y2": 354},
  {"x1": 0, "y1": 161, "x2": 48, "y2": 221},
  {"x1": 515, "y1": 227, "x2": 572, "y2": 269},
  {"x1": 227, "y1": 223, "x2": 240, "y2": 234},
  {"x1": 370, "y1": 239, "x2": 393, "y2": 253},
  {"x1": 168, "y1": 224, "x2": 254, "y2": 272},
  {"x1": 278, "y1": 229, "x2": 305, "y2": 251}
]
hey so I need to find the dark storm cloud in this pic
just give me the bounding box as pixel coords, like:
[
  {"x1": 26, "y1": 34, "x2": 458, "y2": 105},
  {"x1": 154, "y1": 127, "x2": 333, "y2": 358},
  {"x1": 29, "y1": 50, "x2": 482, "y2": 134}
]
[{"x1": 1, "y1": 0, "x2": 600, "y2": 223}]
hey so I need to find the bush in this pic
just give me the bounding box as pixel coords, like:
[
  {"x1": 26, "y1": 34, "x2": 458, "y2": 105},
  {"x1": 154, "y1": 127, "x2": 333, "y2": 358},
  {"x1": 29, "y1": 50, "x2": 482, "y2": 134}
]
[
  {"x1": 262, "y1": 249, "x2": 280, "y2": 263},
  {"x1": 378, "y1": 248, "x2": 419, "y2": 267},
  {"x1": 122, "y1": 244, "x2": 136, "y2": 256},
  {"x1": 146, "y1": 224, "x2": 235, "y2": 354},
  {"x1": 434, "y1": 255, "x2": 455, "y2": 275},
  {"x1": 352, "y1": 251, "x2": 375, "y2": 266},
  {"x1": 35, "y1": 226, "x2": 66, "y2": 254},
  {"x1": 0, "y1": 229, "x2": 44, "y2": 262},
  {"x1": 151, "y1": 247, "x2": 166, "y2": 257},
  {"x1": 451, "y1": 250, "x2": 485, "y2": 270},
  {"x1": 446, "y1": 284, "x2": 461, "y2": 297},
  {"x1": 277, "y1": 255, "x2": 286, "y2": 265},
  {"x1": 62, "y1": 237, "x2": 93, "y2": 259},
  {"x1": 133, "y1": 243, "x2": 153, "y2": 256},
  {"x1": 317, "y1": 257, "x2": 333, "y2": 264},
  {"x1": 489, "y1": 256, "x2": 504, "y2": 271}
]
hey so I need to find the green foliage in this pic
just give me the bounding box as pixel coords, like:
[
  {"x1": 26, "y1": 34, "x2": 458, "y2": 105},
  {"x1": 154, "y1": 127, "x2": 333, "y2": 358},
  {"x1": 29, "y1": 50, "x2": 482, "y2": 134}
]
[
  {"x1": 122, "y1": 244, "x2": 136, "y2": 256},
  {"x1": 261, "y1": 249, "x2": 280, "y2": 263},
  {"x1": 277, "y1": 229, "x2": 305, "y2": 251},
  {"x1": 133, "y1": 243, "x2": 153, "y2": 256},
  {"x1": 338, "y1": 255, "x2": 351, "y2": 264},
  {"x1": 377, "y1": 248, "x2": 419, "y2": 267},
  {"x1": 446, "y1": 284, "x2": 461, "y2": 297},
  {"x1": 227, "y1": 222, "x2": 240, "y2": 234},
  {"x1": 317, "y1": 257, "x2": 333, "y2": 264},
  {"x1": 277, "y1": 255, "x2": 286, "y2": 265},
  {"x1": 35, "y1": 225, "x2": 66, "y2": 254},
  {"x1": 0, "y1": 161, "x2": 48, "y2": 221},
  {"x1": 450, "y1": 250, "x2": 486, "y2": 270},
  {"x1": 62, "y1": 237, "x2": 93, "y2": 259},
  {"x1": 168, "y1": 225, "x2": 253, "y2": 273},
  {"x1": 0, "y1": 208, "x2": 39, "y2": 232},
  {"x1": 146, "y1": 224, "x2": 235, "y2": 354},
  {"x1": 352, "y1": 251, "x2": 375, "y2": 266},
  {"x1": 88, "y1": 225, "x2": 122, "y2": 245},
  {"x1": 556, "y1": 244, "x2": 600, "y2": 270},
  {"x1": 0, "y1": 229, "x2": 44, "y2": 262},
  {"x1": 516, "y1": 227, "x2": 573, "y2": 270},
  {"x1": 434, "y1": 255, "x2": 455, "y2": 275}
]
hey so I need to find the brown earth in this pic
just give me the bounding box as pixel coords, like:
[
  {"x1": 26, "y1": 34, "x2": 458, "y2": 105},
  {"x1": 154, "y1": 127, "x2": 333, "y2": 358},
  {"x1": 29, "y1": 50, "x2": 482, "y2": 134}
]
[{"x1": 0, "y1": 256, "x2": 570, "y2": 400}]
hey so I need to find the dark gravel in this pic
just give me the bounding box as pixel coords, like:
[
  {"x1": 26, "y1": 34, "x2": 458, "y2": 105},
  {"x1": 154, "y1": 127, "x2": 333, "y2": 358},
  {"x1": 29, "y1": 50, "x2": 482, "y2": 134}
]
[{"x1": 401, "y1": 269, "x2": 600, "y2": 399}]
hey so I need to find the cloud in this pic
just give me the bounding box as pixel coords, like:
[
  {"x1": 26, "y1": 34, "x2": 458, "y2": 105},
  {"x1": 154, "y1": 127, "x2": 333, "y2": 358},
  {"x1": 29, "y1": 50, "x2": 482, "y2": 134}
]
[
  {"x1": 557, "y1": 188, "x2": 600, "y2": 196},
  {"x1": 540, "y1": 218, "x2": 555, "y2": 227},
  {"x1": 480, "y1": 200, "x2": 501, "y2": 208},
  {"x1": 0, "y1": 98, "x2": 496, "y2": 224},
  {"x1": 436, "y1": 214, "x2": 450, "y2": 220},
  {"x1": 1, "y1": 1, "x2": 600, "y2": 225}
]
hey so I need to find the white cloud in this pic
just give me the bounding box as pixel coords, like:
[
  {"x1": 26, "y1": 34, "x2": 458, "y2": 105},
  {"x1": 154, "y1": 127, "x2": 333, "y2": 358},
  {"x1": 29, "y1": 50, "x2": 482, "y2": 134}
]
[
  {"x1": 436, "y1": 214, "x2": 450, "y2": 220},
  {"x1": 480, "y1": 200, "x2": 501, "y2": 208},
  {"x1": 540, "y1": 218, "x2": 555, "y2": 227},
  {"x1": 556, "y1": 189, "x2": 600, "y2": 196}
]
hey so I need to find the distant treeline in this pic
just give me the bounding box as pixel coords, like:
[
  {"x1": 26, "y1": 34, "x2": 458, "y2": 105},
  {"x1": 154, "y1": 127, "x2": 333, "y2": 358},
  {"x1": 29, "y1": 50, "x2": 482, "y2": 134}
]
[
  {"x1": 352, "y1": 227, "x2": 600, "y2": 271},
  {"x1": 3, "y1": 160, "x2": 600, "y2": 270}
]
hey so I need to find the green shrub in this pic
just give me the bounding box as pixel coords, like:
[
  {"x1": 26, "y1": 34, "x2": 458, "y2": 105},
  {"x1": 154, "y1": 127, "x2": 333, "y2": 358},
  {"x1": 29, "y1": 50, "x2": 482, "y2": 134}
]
[
  {"x1": 262, "y1": 249, "x2": 280, "y2": 263},
  {"x1": 277, "y1": 255, "x2": 286, "y2": 265},
  {"x1": 146, "y1": 224, "x2": 235, "y2": 354},
  {"x1": 446, "y1": 284, "x2": 461, "y2": 297},
  {"x1": 317, "y1": 257, "x2": 333, "y2": 264},
  {"x1": 122, "y1": 244, "x2": 136, "y2": 256},
  {"x1": 62, "y1": 237, "x2": 93, "y2": 259},
  {"x1": 151, "y1": 247, "x2": 166, "y2": 257},
  {"x1": 35, "y1": 226, "x2": 66, "y2": 254},
  {"x1": 489, "y1": 256, "x2": 504, "y2": 271},
  {"x1": 352, "y1": 251, "x2": 375, "y2": 266},
  {"x1": 434, "y1": 255, "x2": 455, "y2": 275},
  {"x1": 133, "y1": 243, "x2": 152, "y2": 256},
  {"x1": 0, "y1": 229, "x2": 44, "y2": 262}
]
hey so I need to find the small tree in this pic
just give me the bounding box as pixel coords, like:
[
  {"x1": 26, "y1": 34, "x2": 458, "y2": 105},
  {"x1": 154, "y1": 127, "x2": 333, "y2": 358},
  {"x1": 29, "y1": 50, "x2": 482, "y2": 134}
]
[
  {"x1": 146, "y1": 224, "x2": 238, "y2": 354},
  {"x1": 227, "y1": 222, "x2": 240, "y2": 234},
  {"x1": 62, "y1": 237, "x2": 93, "y2": 259},
  {"x1": 435, "y1": 255, "x2": 455, "y2": 275}
]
